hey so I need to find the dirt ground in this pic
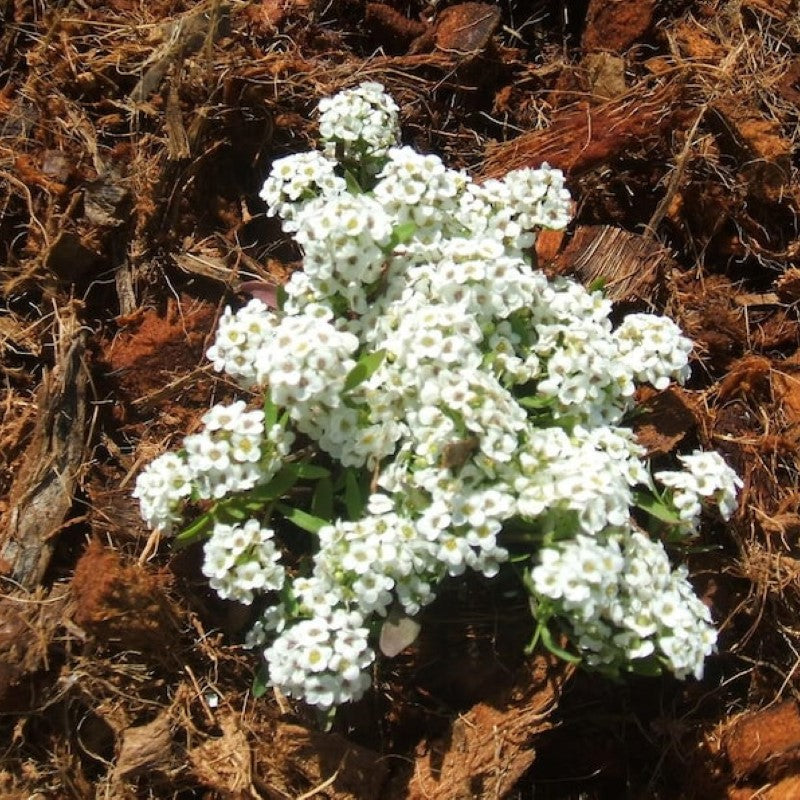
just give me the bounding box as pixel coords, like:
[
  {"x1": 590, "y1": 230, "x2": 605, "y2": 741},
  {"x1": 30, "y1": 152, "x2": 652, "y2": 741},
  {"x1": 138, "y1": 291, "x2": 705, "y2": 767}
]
[{"x1": 1, "y1": 0, "x2": 800, "y2": 797}]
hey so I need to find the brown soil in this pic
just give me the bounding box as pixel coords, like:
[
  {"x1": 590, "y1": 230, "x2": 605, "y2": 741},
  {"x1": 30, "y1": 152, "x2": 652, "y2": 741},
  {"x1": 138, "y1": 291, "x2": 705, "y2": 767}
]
[{"x1": 1, "y1": 0, "x2": 800, "y2": 797}]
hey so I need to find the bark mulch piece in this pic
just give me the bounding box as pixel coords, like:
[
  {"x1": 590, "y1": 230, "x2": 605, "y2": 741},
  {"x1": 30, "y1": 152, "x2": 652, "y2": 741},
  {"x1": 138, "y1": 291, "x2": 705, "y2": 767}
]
[
  {"x1": 2, "y1": 0, "x2": 800, "y2": 797},
  {"x1": 0, "y1": 303, "x2": 89, "y2": 589},
  {"x1": 387, "y1": 656, "x2": 572, "y2": 800}
]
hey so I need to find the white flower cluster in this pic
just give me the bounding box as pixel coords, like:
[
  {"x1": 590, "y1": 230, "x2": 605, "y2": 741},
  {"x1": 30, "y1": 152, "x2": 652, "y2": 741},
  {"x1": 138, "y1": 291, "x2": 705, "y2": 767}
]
[
  {"x1": 372, "y1": 146, "x2": 467, "y2": 241},
  {"x1": 184, "y1": 401, "x2": 270, "y2": 500},
  {"x1": 133, "y1": 400, "x2": 294, "y2": 532},
  {"x1": 202, "y1": 520, "x2": 285, "y2": 604},
  {"x1": 264, "y1": 612, "x2": 375, "y2": 707},
  {"x1": 318, "y1": 80, "x2": 400, "y2": 163},
  {"x1": 254, "y1": 310, "x2": 360, "y2": 407},
  {"x1": 308, "y1": 509, "x2": 442, "y2": 618},
  {"x1": 133, "y1": 452, "x2": 193, "y2": 531},
  {"x1": 269, "y1": 135, "x2": 573, "y2": 327},
  {"x1": 206, "y1": 299, "x2": 279, "y2": 388},
  {"x1": 615, "y1": 314, "x2": 693, "y2": 390},
  {"x1": 135, "y1": 83, "x2": 741, "y2": 708},
  {"x1": 655, "y1": 450, "x2": 743, "y2": 531},
  {"x1": 531, "y1": 529, "x2": 717, "y2": 679},
  {"x1": 514, "y1": 426, "x2": 649, "y2": 534},
  {"x1": 458, "y1": 166, "x2": 572, "y2": 254},
  {"x1": 528, "y1": 279, "x2": 692, "y2": 424},
  {"x1": 291, "y1": 193, "x2": 393, "y2": 308},
  {"x1": 207, "y1": 301, "x2": 362, "y2": 411},
  {"x1": 258, "y1": 151, "x2": 345, "y2": 230}
]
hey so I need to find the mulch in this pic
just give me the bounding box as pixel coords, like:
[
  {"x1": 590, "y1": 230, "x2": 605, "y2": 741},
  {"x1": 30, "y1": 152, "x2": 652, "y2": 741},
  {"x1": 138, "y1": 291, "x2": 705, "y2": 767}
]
[{"x1": 1, "y1": 1, "x2": 800, "y2": 797}]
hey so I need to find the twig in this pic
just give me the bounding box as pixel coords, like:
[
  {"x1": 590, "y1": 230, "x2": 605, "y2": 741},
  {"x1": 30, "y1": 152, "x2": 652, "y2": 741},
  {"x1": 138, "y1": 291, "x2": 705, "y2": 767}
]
[
  {"x1": 295, "y1": 755, "x2": 346, "y2": 800},
  {"x1": 643, "y1": 106, "x2": 706, "y2": 239},
  {"x1": 0, "y1": 169, "x2": 51, "y2": 249}
]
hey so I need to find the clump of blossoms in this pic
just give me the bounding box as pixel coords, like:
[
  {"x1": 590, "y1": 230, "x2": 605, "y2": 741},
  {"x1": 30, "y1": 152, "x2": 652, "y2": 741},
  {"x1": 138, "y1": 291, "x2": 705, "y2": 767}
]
[
  {"x1": 134, "y1": 82, "x2": 742, "y2": 709},
  {"x1": 202, "y1": 519, "x2": 285, "y2": 604}
]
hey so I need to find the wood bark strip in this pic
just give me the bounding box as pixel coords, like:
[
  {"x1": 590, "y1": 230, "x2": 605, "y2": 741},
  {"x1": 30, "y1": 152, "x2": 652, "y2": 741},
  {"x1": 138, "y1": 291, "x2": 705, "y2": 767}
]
[
  {"x1": 113, "y1": 710, "x2": 175, "y2": 782},
  {"x1": 0, "y1": 584, "x2": 70, "y2": 705},
  {"x1": 388, "y1": 656, "x2": 573, "y2": 800},
  {"x1": 741, "y1": 0, "x2": 798, "y2": 19},
  {"x1": 581, "y1": 0, "x2": 657, "y2": 53},
  {"x1": 0, "y1": 303, "x2": 89, "y2": 590},
  {"x1": 482, "y1": 81, "x2": 686, "y2": 178},
  {"x1": 724, "y1": 700, "x2": 800, "y2": 781},
  {"x1": 552, "y1": 224, "x2": 674, "y2": 303}
]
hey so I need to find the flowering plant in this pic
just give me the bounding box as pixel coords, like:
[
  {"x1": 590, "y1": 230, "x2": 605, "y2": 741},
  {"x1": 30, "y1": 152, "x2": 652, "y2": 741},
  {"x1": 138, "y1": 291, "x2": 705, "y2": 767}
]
[{"x1": 134, "y1": 82, "x2": 741, "y2": 709}]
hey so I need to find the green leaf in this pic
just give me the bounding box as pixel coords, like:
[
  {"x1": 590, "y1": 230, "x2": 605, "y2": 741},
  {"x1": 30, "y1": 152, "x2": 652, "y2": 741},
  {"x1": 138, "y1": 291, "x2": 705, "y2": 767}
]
[
  {"x1": 175, "y1": 512, "x2": 215, "y2": 547},
  {"x1": 539, "y1": 624, "x2": 582, "y2": 663},
  {"x1": 502, "y1": 515, "x2": 544, "y2": 535},
  {"x1": 263, "y1": 392, "x2": 279, "y2": 429},
  {"x1": 524, "y1": 626, "x2": 542, "y2": 656},
  {"x1": 252, "y1": 663, "x2": 270, "y2": 699},
  {"x1": 276, "y1": 503, "x2": 328, "y2": 534},
  {"x1": 341, "y1": 394, "x2": 365, "y2": 411},
  {"x1": 343, "y1": 349, "x2": 386, "y2": 393},
  {"x1": 518, "y1": 394, "x2": 553, "y2": 410},
  {"x1": 315, "y1": 705, "x2": 337, "y2": 732},
  {"x1": 288, "y1": 462, "x2": 330, "y2": 479},
  {"x1": 343, "y1": 168, "x2": 362, "y2": 194},
  {"x1": 588, "y1": 277, "x2": 607, "y2": 294},
  {"x1": 628, "y1": 658, "x2": 663, "y2": 677},
  {"x1": 520, "y1": 566, "x2": 537, "y2": 597},
  {"x1": 344, "y1": 468, "x2": 366, "y2": 520},
  {"x1": 276, "y1": 284, "x2": 287, "y2": 311},
  {"x1": 509, "y1": 312, "x2": 532, "y2": 346},
  {"x1": 312, "y1": 476, "x2": 334, "y2": 521},
  {"x1": 215, "y1": 501, "x2": 249, "y2": 523},
  {"x1": 243, "y1": 498, "x2": 271, "y2": 514},
  {"x1": 248, "y1": 467, "x2": 299, "y2": 502},
  {"x1": 389, "y1": 221, "x2": 417, "y2": 248},
  {"x1": 634, "y1": 488, "x2": 682, "y2": 525}
]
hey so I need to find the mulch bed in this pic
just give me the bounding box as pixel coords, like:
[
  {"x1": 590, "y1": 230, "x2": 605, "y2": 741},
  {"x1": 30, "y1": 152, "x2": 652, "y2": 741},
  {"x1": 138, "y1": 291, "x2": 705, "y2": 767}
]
[{"x1": 1, "y1": 0, "x2": 800, "y2": 797}]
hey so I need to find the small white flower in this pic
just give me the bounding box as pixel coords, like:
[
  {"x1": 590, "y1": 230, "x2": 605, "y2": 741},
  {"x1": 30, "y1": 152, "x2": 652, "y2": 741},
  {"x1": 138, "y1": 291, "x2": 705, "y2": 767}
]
[{"x1": 367, "y1": 493, "x2": 395, "y2": 515}]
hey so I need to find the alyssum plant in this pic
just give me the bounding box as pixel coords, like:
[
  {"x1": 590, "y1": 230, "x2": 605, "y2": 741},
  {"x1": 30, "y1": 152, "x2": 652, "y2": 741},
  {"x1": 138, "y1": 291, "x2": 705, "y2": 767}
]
[{"x1": 134, "y1": 83, "x2": 741, "y2": 709}]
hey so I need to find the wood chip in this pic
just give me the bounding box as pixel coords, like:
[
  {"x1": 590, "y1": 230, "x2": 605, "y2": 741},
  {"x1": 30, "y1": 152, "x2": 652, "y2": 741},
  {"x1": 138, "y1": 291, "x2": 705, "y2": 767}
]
[
  {"x1": 44, "y1": 231, "x2": 102, "y2": 283},
  {"x1": 84, "y1": 178, "x2": 132, "y2": 228},
  {"x1": 262, "y1": 721, "x2": 388, "y2": 800},
  {"x1": 0, "y1": 303, "x2": 89, "y2": 590},
  {"x1": 434, "y1": 3, "x2": 500, "y2": 54},
  {"x1": 632, "y1": 387, "x2": 697, "y2": 455},
  {"x1": 582, "y1": 0, "x2": 657, "y2": 52},
  {"x1": 0, "y1": 586, "x2": 70, "y2": 706},
  {"x1": 483, "y1": 81, "x2": 685, "y2": 177},
  {"x1": 130, "y1": 1, "x2": 231, "y2": 102},
  {"x1": 724, "y1": 701, "x2": 800, "y2": 781},
  {"x1": 776, "y1": 267, "x2": 800, "y2": 303},
  {"x1": 0, "y1": 314, "x2": 43, "y2": 357},
  {"x1": 188, "y1": 714, "x2": 254, "y2": 795},
  {"x1": 583, "y1": 52, "x2": 627, "y2": 99},
  {"x1": 734, "y1": 292, "x2": 779, "y2": 307},
  {"x1": 173, "y1": 250, "x2": 234, "y2": 284},
  {"x1": 553, "y1": 225, "x2": 673, "y2": 303},
  {"x1": 165, "y1": 78, "x2": 190, "y2": 160},
  {"x1": 388, "y1": 656, "x2": 572, "y2": 800},
  {"x1": 741, "y1": 0, "x2": 797, "y2": 20},
  {"x1": 113, "y1": 711, "x2": 174, "y2": 781}
]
